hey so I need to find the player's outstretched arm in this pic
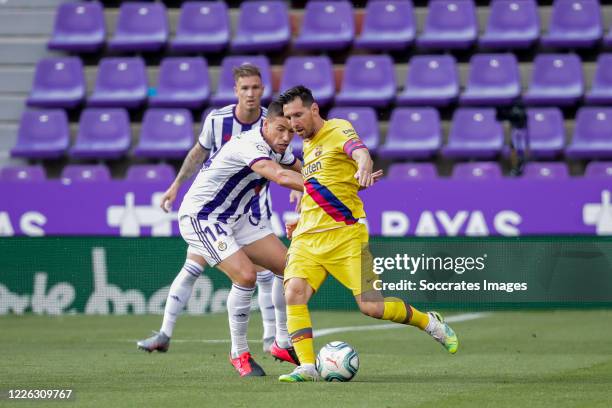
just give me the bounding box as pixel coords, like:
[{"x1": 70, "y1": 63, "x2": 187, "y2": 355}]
[
  {"x1": 283, "y1": 158, "x2": 303, "y2": 173},
  {"x1": 352, "y1": 147, "x2": 374, "y2": 188},
  {"x1": 251, "y1": 159, "x2": 304, "y2": 192},
  {"x1": 284, "y1": 159, "x2": 304, "y2": 211},
  {"x1": 160, "y1": 143, "x2": 210, "y2": 212}
]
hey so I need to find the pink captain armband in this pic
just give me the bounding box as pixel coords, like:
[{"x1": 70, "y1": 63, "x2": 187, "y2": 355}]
[{"x1": 343, "y1": 138, "x2": 368, "y2": 157}]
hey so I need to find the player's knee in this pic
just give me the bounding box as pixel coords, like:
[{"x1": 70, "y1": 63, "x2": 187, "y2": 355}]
[
  {"x1": 358, "y1": 301, "x2": 383, "y2": 319},
  {"x1": 284, "y1": 279, "x2": 308, "y2": 304},
  {"x1": 235, "y1": 268, "x2": 257, "y2": 287}
]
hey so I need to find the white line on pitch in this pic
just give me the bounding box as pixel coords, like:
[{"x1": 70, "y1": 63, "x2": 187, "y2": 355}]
[
  {"x1": 128, "y1": 312, "x2": 489, "y2": 344},
  {"x1": 314, "y1": 312, "x2": 490, "y2": 337}
]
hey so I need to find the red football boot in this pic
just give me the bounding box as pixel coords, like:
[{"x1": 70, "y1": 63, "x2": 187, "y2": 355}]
[
  {"x1": 229, "y1": 352, "x2": 266, "y2": 377},
  {"x1": 269, "y1": 340, "x2": 300, "y2": 365}
]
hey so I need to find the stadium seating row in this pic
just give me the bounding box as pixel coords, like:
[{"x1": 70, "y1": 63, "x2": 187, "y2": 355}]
[
  {"x1": 48, "y1": 0, "x2": 612, "y2": 54},
  {"x1": 389, "y1": 161, "x2": 612, "y2": 179},
  {"x1": 25, "y1": 52, "x2": 612, "y2": 110},
  {"x1": 2, "y1": 161, "x2": 612, "y2": 182},
  {"x1": 0, "y1": 164, "x2": 173, "y2": 182},
  {"x1": 12, "y1": 106, "x2": 612, "y2": 161}
]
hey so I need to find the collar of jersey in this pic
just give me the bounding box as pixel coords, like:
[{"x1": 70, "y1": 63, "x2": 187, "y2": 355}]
[{"x1": 233, "y1": 105, "x2": 263, "y2": 127}]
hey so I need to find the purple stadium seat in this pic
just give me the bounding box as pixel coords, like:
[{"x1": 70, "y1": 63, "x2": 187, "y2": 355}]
[
  {"x1": 523, "y1": 54, "x2": 584, "y2": 106},
  {"x1": 387, "y1": 163, "x2": 438, "y2": 180},
  {"x1": 335, "y1": 55, "x2": 396, "y2": 108},
  {"x1": 0, "y1": 165, "x2": 46, "y2": 182},
  {"x1": 443, "y1": 108, "x2": 504, "y2": 160},
  {"x1": 523, "y1": 162, "x2": 569, "y2": 179},
  {"x1": 585, "y1": 162, "x2": 612, "y2": 178},
  {"x1": 70, "y1": 109, "x2": 131, "y2": 159},
  {"x1": 11, "y1": 110, "x2": 69, "y2": 159},
  {"x1": 585, "y1": 54, "x2": 612, "y2": 104},
  {"x1": 211, "y1": 56, "x2": 272, "y2": 106},
  {"x1": 126, "y1": 164, "x2": 176, "y2": 182},
  {"x1": 354, "y1": 1, "x2": 416, "y2": 51},
  {"x1": 48, "y1": 1, "x2": 105, "y2": 53},
  {"x1": 523, "y1": 108, "x2": 565, "y2": 160},
  {"x1": 327, "y1": 107, "x2": 380, "y2": 153},
  {"x1": 566, "y1": 108, "x2": 612, "y2": 159},
  {"x1": 149, "y1": 57, "x2": 210, "y2": 109},
  {"x1": 108, "y1": 2, "x2": 168, "y2": 52},
  {"x1": 61, "y1": 164, "x2": 111, "y2": 183},
  {"x1": 460, "y1": 53, "x2": 520, "y2": 106},
  {"x1": 480, "y1": 0, "x2": 539, "y2": 49},
  {"x1": 417, "y1": 0, "x2": 477, "y2": 50},
  {"x1": 294, "y1": 1, "x2": 354, "y2": 51},
  {"x1": 27, "y1": 57, "x2": 85, "y2": 108},
  {"x1": 452, "y1": 162, "x2": 503, "y2": 179},
  {"x1": 280, "y1": 56, "x2": 334, "y2": 107},
  {"x1": 541, "y1": 0, "x2": 602, "y2": 48},
  {"x1": 88, "y1": 57, "x2": 147, "y2": 108},
  {"x1": 170, "y1": 1, "x2": 229, "y2": 53},
  {"x1": 134, "y1": 109, "x2": 194, "y2": 159},
  {"x1": 397, "y1": 55, "x2": 458, "y2": 106},
  {"x1": 378, "y1": 108, "x2": 441, "y2": 160},
  {"x1": 231, "y1": 1, "x2": 290, "y2": 53}
]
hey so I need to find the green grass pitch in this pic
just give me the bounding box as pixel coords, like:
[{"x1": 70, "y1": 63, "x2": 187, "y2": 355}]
[{"x1": 1, "y1": 311, "x2": 612, "y2": 408}]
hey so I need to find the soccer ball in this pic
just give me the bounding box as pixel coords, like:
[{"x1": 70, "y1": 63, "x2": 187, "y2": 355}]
[{"x1": 316, "y1": 341, "x2": 359, "y2": 382}]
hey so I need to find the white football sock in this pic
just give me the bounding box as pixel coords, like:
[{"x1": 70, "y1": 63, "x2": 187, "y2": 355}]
[
  {"x1": 160, "y1": 259, "x2": 203, "y2": 337},
  {"x1": 256, "y1": 270, "x2": 276, "y2": 340},
  {"x1": 272, "y1": 274, "x2": 290, "y2": 348},
  {"x1": 228, "y1": 283, "x2": 255, "y2": 357}
]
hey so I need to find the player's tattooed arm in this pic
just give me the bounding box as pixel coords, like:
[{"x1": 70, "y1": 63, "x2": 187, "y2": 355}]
[
  {"x1": 251, "y1": 159, "x2": 304, "y2": 192},
  {"x1": 160, "y1": 144, "x2": 210, "y2": 212},
  {"x1": 175, "y1": 143, "x2": 209, "y2": 184}
]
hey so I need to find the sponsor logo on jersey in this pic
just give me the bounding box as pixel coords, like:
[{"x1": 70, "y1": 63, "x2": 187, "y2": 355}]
[
  {"x1": 302, "y1": 161, "x2": 322, "y2": 177},
  {"x1": 343, "y1": 128, "x2": 356, "y2": 138}
]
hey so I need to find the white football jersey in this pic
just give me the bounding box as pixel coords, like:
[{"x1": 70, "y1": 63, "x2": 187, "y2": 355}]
[
  {"x1": 179, "y1": 127, "x2": 296, "y2": 224},
  {"x1": 198, "y1": 104, "x2": 267, "y2": 153},
  {"x1": 198, "y1": 104, "x2": 271, "y2": 218}
]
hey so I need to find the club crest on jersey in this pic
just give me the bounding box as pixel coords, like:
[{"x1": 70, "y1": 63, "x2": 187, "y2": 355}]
[
  {"x1": 256, "y1": 144, "x2": 268, "y2": 153},
  {"x1": 218, "y1": 241, "x2": 228, "y2": 251},
  {"x1": 314, "y1": 145, "x2": 323, "y2": 157}
]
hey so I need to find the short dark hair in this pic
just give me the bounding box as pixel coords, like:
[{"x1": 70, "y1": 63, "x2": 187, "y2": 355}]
[
  {"x1": 278, "y1": 85, "x2": 314, "y2": 107},
  {"x1": 266, "y1": 100, "x2": 284, "y2": 119},
  {"x1": 232, "y1": 63, "x2": 262, "y2": 82}
]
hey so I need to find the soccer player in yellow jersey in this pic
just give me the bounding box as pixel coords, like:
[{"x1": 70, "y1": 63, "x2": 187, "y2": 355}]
[{"x1": 277, "y1": 86, "x2": 459, "y2": 382}]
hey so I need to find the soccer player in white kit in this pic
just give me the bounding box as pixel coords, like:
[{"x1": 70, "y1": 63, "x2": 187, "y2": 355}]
[
  {"x1": 137, "y1": 65, "x2": 299, "y2": 362},
  {"x1": 186, "y1": 101, "x2": 304, "y2": 376},
  {"x1": 149, "y1": 100, "x2": 304, "y2": 376}
]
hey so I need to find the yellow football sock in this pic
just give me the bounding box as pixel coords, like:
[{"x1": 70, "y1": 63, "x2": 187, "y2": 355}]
[
  {"x1": 287, "y1": 304, "x2": 315, "y2": 365},
  {"x1": 382, "y1": 298, "x2": 429, "y2": 330},
  {"x1": 408, "y1": 306, "x2": 430, "y2": 330}
]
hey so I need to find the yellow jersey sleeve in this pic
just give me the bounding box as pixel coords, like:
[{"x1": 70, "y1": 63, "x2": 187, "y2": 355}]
[{"x1": 327, "y1": 119, "x2": 367, "y2": 158}]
